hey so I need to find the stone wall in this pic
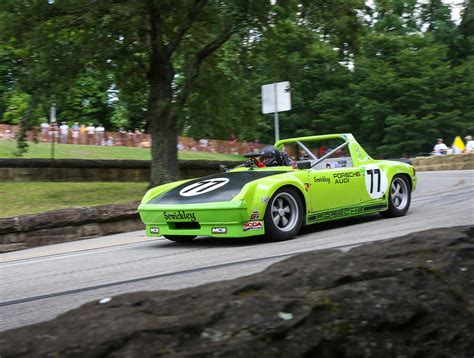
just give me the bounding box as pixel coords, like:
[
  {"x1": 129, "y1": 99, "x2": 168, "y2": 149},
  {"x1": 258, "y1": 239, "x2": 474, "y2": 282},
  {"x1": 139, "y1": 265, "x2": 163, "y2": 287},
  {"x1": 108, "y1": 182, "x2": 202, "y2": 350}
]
[
  {"x1": 0, "y1": 202, "x2": 143, "y2": 252},
  {"x1": 0, "y1": 158, "x2": 238, "y2": 182}
]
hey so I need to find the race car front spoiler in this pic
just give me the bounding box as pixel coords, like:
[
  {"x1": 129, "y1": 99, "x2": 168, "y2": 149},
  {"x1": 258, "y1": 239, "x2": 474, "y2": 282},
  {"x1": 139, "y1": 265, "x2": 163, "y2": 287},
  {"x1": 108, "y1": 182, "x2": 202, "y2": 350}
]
[{"x1": 138, "y1": 200, "x2": 265, "y2": 238}]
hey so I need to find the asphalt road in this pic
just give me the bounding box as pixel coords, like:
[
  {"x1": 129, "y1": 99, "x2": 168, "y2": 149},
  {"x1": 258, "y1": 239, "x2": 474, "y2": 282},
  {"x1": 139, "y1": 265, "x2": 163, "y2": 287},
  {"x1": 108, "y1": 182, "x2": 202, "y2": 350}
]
[{"x1": 1, "y1": 170, "x2": 473, "y2": 332}]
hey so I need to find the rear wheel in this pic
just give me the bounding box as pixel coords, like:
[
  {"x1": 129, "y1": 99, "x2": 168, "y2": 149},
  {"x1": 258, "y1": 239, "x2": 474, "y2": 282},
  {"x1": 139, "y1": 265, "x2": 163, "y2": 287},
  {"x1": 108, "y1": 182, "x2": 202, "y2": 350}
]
[
  {"x1": 264, "y1": 188, "x2": 303, "y2": 241},
  {"x1": 381, "y1": 175, "x2": 411, "y2": 217},
  {"x1": 164, "y1": 235, "x2": 196, "y2": 243}
]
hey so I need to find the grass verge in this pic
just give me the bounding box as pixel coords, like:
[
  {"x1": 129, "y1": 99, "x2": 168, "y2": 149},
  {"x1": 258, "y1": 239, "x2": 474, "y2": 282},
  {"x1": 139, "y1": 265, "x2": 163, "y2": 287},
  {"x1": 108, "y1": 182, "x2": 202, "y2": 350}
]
[
  {"x1": 0, "y1": 140, "x2": 244, "y2": 161},
  {"x1": 0, "y1": 182, "x2": 148, "y2": 218}
]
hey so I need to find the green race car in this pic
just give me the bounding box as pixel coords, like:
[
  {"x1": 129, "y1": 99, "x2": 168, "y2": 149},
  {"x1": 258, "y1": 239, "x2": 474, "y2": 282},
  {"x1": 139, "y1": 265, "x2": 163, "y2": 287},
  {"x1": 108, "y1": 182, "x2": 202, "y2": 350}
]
[{"x1": 138, "y1": 134, "x2": 416, "y2": 242}]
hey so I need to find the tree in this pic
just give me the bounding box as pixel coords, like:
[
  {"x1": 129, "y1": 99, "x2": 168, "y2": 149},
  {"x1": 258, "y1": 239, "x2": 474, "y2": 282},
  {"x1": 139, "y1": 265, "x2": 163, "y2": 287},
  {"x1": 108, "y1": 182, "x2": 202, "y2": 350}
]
[{"x1": 0, "y1": 0, "x2": 270, "y2": 185}]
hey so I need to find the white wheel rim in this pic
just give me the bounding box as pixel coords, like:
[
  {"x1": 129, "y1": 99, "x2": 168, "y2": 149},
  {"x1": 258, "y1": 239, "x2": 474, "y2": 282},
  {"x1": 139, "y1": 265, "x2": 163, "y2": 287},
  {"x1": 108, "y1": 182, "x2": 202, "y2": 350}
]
[
  {"x1": 270, "y1": 192, "x2": 299, "y2": 232},
  {"x1": 390, "y1": 178, "x2": 408, "y2": 210}
]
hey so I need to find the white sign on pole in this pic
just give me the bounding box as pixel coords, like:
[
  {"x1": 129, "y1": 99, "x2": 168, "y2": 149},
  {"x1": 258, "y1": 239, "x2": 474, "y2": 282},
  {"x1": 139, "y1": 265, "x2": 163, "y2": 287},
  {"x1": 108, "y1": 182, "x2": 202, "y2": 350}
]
[
  {"x1": 261, "y1": 81, "x2": 291, "y2": 114},
  {"x1": 50, "y1": 104, "x2": 56, "y2": 123},
  {"x1": 261, "y1": 81, "x2": 291, "y2": 142}
]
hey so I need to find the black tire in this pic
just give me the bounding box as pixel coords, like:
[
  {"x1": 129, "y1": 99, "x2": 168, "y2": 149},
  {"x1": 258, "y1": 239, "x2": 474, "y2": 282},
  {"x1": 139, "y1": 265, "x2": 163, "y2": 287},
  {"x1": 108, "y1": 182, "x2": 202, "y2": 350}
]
[
  {"x1": 264, "y1": 187, "x2": 303, "y2": 241},
  {"x1": 381, "y1": 175, "x2": 411, "y2": 218},
  {"x1": 164, "y1": 235, "x2": 196, "y2": 243}
]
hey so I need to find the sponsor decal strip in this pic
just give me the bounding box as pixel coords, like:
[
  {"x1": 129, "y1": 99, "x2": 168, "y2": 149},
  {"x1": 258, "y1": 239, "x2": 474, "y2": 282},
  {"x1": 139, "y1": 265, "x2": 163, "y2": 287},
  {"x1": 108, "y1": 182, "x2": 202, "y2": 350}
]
[
  {"x1": 243, "y1": 221, "x2": 262, "y2": 231},
  {"x1": 211, "y1": 227, "x2": 227, "y2": 234},
  {"x1": 250, "y1": 210, "x2": 260, "y2": 220},
  {"x1": 333, "y1": 171, "x2": 361, "y2": 184},
  {"x1": 307, "y1": 204, "x2": 386, "y2": 222},
  {"x1": 163, "y1": 211, "x2": 197, "y2": 222}
]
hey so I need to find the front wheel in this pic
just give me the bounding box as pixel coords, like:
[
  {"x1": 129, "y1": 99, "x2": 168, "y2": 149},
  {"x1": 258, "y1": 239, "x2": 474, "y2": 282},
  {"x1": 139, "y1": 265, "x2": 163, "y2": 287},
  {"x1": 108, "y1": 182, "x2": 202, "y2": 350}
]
[
  {"x1": 164, "y1": 235, "x2": 196, "y2": 243},
  {"x1": 264, "y1": 188, "x2": 303, "y2": 241},
  {"x1": 381, "y1": 175, "x2": 411, "y2": 218}
]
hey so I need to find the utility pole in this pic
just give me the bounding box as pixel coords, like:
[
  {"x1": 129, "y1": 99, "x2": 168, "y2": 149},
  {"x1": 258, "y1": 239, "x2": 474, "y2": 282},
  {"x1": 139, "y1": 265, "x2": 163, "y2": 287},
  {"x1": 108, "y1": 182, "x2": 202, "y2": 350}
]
[{"x1": 50, "y1": 103, "x2": 56, "y2": 180}]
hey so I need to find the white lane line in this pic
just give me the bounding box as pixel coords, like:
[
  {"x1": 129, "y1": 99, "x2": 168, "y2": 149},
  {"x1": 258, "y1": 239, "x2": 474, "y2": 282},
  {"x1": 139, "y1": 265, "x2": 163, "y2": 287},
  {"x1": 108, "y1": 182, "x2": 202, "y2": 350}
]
[{"x1": 0, "y1": 238, "x2": 164, "y2": 267}]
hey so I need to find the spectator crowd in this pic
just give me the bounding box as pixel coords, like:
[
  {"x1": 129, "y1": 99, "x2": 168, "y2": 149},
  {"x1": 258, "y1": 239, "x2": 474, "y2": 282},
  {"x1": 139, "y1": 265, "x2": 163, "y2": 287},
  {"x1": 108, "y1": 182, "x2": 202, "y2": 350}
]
[
  {"x1": 0, "y1": 123, "x2": 264, "y2": 155},
  {"x1": 432, "y1": 136, "x2": 474, "y2": 155},
  {"x1": 3, "y1": 122, "x2": 473, "y2": 156},
  {"x1": 39, "y1": 121, "x2": 144, "y2": 147}
]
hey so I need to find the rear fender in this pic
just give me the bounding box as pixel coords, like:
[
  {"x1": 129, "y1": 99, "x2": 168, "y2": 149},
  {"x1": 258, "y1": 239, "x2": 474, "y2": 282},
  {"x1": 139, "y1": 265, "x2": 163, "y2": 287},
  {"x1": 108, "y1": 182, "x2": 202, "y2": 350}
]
[{"x1": 376, "y1": 161, "x2": 417, "y2": 192}]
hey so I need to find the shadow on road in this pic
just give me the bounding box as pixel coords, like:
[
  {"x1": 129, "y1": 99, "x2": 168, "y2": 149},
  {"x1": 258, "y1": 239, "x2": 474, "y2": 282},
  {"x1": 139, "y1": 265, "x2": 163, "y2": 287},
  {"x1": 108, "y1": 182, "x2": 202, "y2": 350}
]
[{"x1": 151, "y1": 213, "x2": 383, "y2": 249}]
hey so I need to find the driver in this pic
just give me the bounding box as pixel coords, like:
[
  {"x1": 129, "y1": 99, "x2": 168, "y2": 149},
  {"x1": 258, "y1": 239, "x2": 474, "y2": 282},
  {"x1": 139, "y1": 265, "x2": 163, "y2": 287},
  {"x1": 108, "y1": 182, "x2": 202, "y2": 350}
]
[{"x1": 256, "y1": 146, "x2": 293, "y2": 167}]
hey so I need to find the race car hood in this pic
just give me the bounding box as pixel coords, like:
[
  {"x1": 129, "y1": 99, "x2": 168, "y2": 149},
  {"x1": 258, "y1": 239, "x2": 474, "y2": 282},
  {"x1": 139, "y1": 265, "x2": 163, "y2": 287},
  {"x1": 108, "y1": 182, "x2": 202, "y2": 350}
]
[{"x1": 146, "y1": 170, "x2": 284, "y2": 205}]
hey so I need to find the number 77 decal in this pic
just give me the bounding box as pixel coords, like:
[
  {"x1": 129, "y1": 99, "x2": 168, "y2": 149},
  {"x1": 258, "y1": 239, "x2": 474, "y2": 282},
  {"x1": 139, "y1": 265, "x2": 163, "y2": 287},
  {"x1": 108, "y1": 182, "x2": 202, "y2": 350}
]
[
  {"x1": 367, "y1": 168, "x2": 381, "y2": 193},
  {"x1": 364, "y1": 165, "x2": 388, "y2": 199}
]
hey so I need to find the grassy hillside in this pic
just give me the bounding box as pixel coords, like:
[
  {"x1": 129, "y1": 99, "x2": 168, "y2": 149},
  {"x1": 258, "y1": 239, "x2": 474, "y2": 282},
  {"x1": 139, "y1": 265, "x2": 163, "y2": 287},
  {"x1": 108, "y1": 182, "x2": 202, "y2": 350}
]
[
  {"x1": 0, "y1": 140, "x2": 244, "y2": 161},
  {"x1": 0, "y1": 182, "x2": 148, "y2": 218}
]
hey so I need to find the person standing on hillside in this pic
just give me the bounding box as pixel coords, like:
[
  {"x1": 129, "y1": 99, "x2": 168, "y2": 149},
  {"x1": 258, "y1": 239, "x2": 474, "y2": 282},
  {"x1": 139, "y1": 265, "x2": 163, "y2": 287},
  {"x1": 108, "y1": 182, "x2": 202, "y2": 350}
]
[
  {"x1": 79, "y1": 124, "x2": 87, "y2": 144},
  {"x1": 59, "y1": 122, "x2": 69, "y2": 144},
  {"x1": 71, "y1": 122, "x2": 80, "y2": 144},
  {"x1": 118, "y1": 127, "x2": 127, "y2": 146},
  {"x1": 96, "y1": 124, "x2": 105, "y2": 146},
  {"x1": 40, "y1": 121, "x2": 49, "y2": 142},
  {"x1": 127, "y1": 130, "x2": 135, "y2": 147},
  {"x1": 86, "y1": 123, "x2": 95, "y2": 145},
  {"x1": 433, "y1": 138, "x2": 448, "y2": 155},
  {"x1": 134, "y1": 128, "x2": 142, "y2": 147},
  {"x1": 465, "y1": 136, "x2": 474, "y2": 153}
]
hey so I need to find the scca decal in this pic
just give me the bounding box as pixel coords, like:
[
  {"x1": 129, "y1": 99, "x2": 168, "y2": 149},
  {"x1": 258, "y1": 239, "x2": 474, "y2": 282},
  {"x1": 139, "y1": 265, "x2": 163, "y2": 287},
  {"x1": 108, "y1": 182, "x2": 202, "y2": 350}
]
[
  {"x1": 179, "y1": 178, "x2": 229, "y2": 197},
  {"x1": 243, "y1": 221, "x2": 262, "y2": 231}
]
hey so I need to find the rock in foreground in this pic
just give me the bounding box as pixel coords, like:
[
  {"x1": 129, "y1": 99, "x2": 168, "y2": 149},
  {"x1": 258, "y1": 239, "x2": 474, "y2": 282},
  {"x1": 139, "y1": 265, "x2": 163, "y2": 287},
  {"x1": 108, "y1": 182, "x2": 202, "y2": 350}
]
[{"x1": 1, "y1": 226, "x2": 473, "y2": 357}]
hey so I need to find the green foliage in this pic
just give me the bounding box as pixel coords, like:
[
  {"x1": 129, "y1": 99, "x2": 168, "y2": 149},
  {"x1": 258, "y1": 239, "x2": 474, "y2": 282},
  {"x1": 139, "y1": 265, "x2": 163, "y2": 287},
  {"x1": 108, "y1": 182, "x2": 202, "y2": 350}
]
[
  {"x1": 2, "y1": 90, "x2": 30, "y2": 125},
  {"x1": 0, "y1": 0, "x2": 472, "y2": 161},
  {"x1": 60, "y1": 67, "x2": 112, "y2": 126}
]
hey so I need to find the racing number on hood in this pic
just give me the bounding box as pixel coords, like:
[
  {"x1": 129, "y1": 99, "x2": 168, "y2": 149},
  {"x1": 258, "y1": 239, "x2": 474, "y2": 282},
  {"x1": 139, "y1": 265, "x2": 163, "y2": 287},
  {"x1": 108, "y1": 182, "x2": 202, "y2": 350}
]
[{"x1": 179, "y1": 178, "x2": 230, "y2": 197}]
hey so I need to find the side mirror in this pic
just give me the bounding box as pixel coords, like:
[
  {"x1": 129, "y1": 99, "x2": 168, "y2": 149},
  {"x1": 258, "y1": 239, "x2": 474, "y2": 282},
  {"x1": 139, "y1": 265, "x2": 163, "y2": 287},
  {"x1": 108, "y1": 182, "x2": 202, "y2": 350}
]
[{"x1": 219, "y1": 164, "x2": 228, "y2": 173}]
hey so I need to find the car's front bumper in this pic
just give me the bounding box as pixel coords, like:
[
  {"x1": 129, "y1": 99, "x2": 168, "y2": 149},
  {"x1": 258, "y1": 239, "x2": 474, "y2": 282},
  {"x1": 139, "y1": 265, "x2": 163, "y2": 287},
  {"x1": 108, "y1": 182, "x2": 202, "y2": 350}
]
[{"x1": 138, "y1": 200, "x2": 265, "y2": 238}]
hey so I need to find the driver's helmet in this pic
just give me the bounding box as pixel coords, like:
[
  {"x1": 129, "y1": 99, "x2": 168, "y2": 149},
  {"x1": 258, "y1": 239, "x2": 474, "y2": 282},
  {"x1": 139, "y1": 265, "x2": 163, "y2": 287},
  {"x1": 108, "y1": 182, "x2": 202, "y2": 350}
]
[{"x1": 259, "y1": 145, "x2": 282, "y2": 167}]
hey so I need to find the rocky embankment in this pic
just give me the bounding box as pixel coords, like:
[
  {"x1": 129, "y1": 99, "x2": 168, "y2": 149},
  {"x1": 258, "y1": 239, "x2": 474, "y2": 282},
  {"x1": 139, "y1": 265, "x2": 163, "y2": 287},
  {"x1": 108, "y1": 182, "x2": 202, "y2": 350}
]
[
  {"x1": 1, "y1": 226, "x2": 472, "y2": 357},
  {"x1": 0, "y1": 202, "x2": 143, "y2": 252}
]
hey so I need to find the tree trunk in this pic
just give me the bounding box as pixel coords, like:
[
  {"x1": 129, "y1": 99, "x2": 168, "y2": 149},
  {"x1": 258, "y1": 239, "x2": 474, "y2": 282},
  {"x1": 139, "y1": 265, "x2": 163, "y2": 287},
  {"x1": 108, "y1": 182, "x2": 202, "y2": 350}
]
[
  {"x1": 147, "y1": 70, "x2": 178, "y2": 187},
  {"x1": 146, "y1": 1, "x2": 179, "y2": 187},
  {"x1": 149, "y1": 110, "x2": 178, "y2": 187},
  {"x1": 146, "y1": 50, "x2": 178, "y2": 187}
]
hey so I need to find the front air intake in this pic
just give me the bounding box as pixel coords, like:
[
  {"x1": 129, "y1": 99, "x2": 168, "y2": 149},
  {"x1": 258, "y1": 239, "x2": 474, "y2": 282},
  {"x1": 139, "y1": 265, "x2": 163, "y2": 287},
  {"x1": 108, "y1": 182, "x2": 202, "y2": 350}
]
[{"x1": 168, "y1": 222, "x2": 201, "y2": 230}]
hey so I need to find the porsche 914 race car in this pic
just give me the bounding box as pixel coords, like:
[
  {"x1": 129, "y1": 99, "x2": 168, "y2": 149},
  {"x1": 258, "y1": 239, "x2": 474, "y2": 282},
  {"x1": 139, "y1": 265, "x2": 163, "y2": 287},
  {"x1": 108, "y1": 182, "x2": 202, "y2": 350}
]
[{"x1": 138, "y1": 134, "x2": 416, "y2": 242}]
